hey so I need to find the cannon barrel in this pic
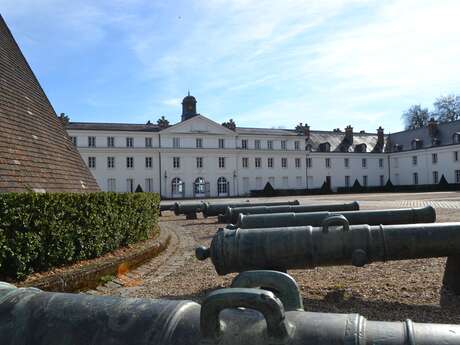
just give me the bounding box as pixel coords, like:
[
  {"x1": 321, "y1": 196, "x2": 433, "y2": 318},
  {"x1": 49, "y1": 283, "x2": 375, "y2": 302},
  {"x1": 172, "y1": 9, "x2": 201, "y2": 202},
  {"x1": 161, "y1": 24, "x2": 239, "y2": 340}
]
[
  {"x1": 233, "y1": 205, "x2": 436, "y2": 229},
  {"x1": 1, "y1": 279, "x2": 459, "y2": 345},
  {"x1": 224, "y1": 201, "x2": 359, "y2": 224},
  {"x1": 203, "y1": 199, "x2": 299, "y2": 217},
  {"x1": 173, "y1": 201, "x2": 205, "y2": 217},
  {"x1": 197, "y1": 220, "x2": 460, "y2": 282}
]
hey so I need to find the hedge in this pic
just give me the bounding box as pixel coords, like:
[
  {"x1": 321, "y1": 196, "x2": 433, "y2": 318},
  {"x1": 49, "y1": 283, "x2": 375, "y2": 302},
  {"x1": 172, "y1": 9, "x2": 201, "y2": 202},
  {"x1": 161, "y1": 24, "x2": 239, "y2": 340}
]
[{"x1": 0, "y1": 192, "x2": 160, "y2": 281}]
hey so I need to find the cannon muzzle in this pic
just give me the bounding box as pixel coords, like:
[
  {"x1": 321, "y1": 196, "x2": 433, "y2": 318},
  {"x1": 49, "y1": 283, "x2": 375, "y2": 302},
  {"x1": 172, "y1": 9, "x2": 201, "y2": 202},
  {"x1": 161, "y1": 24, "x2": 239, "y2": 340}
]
[
  {"x1": 235, "y1": 205, "x2": 436, "y2": 229},
  {"x1": 1, "y1": 271, "x2": 459, "y2": 345},
  {"x1": 223, "y1": 201, "x2": 359, "y2": 224}
]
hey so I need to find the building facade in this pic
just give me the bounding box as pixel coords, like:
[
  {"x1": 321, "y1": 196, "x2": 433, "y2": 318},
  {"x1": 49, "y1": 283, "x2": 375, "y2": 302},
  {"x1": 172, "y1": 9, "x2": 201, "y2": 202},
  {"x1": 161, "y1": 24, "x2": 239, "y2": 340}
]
[{"x1": 66, "y1": 94, "x2": 460, "y2": 198}]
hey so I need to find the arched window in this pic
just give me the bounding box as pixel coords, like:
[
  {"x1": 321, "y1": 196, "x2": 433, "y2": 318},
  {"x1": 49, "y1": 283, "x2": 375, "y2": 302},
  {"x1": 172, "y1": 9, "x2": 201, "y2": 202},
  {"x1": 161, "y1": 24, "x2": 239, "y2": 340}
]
[
  {"x1": 453, "y1": 133, "x2": 460, "y2": 144},
  {"x1": 171, "y1": 177, "x2": 183, "y2": 194},
  {"x1": 217, "y1": 177, "x2": 228, "y2": 195},
  {"x1": 194, "y1": 177, "x2": 205, "y2": 194}
]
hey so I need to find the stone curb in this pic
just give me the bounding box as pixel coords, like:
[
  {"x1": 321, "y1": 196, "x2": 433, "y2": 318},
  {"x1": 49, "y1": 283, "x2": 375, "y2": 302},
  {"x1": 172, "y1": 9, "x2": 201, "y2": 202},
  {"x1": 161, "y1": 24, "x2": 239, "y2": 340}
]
[{"x1": 17, "y1": 229, "x2": 171, "y2": 293}]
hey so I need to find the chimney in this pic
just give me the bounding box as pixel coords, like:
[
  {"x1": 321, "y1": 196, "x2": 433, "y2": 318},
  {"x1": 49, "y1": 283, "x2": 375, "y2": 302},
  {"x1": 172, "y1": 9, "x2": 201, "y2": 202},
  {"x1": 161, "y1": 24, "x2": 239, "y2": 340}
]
[
  {"x1": 428, "y1": 117, "x2": 438, "y2": 137},
  {"x1": 304, "y1": 124, "x2": 310, "y2": 139},
  {"x1": 377, "y1": 126, "x2": 384, "y2": 147},
  {"x1": 345, "y1": 125, "x2": 353, "y2": 145}
]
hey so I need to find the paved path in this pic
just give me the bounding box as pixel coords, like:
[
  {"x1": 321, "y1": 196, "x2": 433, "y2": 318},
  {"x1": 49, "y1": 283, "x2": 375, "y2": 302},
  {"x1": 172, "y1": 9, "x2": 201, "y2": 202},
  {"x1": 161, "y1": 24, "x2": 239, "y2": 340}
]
[
  {"x1": 88, "y1": 192, "x2": 460, "y2": 297},
  {"x1": 86, "y1": 219, "x2": 198, "y2": 297}
]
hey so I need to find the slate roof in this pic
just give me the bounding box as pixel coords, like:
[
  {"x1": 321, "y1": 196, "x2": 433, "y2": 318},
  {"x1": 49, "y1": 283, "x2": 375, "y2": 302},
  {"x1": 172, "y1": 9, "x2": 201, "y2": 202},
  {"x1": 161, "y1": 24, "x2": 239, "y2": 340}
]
[
  {"x1": 235, "y1": 127, "x2": 299, "y2": 136},
  {"x1": 67, "y1": 122, "x2": 160, "y2": 132},
  {"x1": 308, "y1": 131, "x2": 383, "y2": 153},
  {"x1": 387, "y1": 120, "x2": 460, "y2": 152},
  {"x1": 0, "y1": 15, "x2": 100, "y2": 192}
]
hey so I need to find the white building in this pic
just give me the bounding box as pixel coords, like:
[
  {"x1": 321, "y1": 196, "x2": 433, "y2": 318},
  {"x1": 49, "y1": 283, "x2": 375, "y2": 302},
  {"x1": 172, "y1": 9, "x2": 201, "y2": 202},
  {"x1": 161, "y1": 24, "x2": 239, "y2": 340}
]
[{"x1": 66, "y1": 94, "x2": 460, "y2": 198}]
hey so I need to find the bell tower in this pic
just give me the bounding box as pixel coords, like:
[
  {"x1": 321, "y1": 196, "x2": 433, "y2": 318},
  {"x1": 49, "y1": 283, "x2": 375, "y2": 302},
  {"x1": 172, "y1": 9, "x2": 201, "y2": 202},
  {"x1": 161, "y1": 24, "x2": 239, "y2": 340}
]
[{"x1": 181, "y1": 91, "x2": 197, "y2": 121}]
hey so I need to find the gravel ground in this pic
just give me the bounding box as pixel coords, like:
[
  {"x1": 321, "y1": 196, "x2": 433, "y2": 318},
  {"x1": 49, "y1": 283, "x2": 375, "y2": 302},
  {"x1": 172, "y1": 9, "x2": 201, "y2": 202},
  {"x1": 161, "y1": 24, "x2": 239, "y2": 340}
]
[{"x1": 101, "y1": 192, "x2": 460, "y2": 323}]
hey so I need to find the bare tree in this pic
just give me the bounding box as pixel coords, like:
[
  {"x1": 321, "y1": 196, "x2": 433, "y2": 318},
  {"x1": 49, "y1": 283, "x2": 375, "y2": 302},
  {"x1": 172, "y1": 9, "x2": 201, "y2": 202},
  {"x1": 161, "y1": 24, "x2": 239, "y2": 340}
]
[
  {"x1": 402, "y1": 105, "x2": 429, "y2": 130},
  {"x1": 433, "y1": 95, "x2": 460, "y2": 123}
]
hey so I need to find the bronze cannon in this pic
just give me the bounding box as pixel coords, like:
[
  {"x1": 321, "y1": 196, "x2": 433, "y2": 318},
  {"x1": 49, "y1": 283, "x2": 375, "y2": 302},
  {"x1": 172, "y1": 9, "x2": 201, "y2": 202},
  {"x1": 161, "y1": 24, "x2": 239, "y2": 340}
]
[
  {"x1": 230, "y1": 205, "x2": 436, "y2": 229},
  {"x1": 197, "y1": 218, "x2": 460, "y2": 294},
  {"x1": 202, "y1": 199, "x2": 299, "y2": 218},
  {"x1": 1, "y1": 271, "x2": 460, "y2": 345},
  {"x1": 221, "y1": 201, "x2": 359, "y2": 224}
]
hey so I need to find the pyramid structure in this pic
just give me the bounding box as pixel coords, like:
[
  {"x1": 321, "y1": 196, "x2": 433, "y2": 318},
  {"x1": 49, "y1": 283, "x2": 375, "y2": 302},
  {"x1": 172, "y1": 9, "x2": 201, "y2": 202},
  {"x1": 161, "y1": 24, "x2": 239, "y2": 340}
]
[{"x1": 0, "y1": 15, "x2": 99, "y2": 192}]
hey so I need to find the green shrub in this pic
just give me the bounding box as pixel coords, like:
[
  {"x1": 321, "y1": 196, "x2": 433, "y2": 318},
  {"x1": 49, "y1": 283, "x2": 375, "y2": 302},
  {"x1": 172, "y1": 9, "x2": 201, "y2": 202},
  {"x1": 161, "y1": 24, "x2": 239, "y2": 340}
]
[{"x1": 0, "y1": 192, "x2": 160, "y2": 281}]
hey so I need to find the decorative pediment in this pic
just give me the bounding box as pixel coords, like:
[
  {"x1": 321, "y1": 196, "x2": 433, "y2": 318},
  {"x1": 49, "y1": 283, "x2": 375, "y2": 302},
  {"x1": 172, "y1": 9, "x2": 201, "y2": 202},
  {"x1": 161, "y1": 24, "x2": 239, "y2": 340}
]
[{"x1": 160, "y1": 115, "x2": 236, "y2": 135}]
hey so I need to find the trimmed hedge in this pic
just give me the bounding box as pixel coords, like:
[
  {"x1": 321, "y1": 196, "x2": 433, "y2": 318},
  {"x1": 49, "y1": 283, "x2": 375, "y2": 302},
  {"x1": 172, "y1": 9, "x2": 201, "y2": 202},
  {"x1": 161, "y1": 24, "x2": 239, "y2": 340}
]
[{"x1": 0, "y1": 192, "x2": 160, "y2": 281}]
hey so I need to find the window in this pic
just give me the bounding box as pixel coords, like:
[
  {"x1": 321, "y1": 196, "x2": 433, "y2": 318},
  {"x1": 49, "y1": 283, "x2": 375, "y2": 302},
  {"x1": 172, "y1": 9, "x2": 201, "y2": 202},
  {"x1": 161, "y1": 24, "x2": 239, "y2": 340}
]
[
  {"x1": 282, "y1": 176, "x2": 289, "y2": 188},
  {"x1": 379, "y1": 158, "x2": 384, "y2": 168},
  {"x1": 107, "y1": 156, "x2": 115, "y2": 169},
  {"x1": 107, "y1": 136, "x2": 115, "y2": 147},
  {"x1": 306, "y1": 158, "x2": 312, "y2": 168},
  {"x1": 456, "y1": 170, "x2": 460, "y2": 184},
  {"x1": 217, "y1": 177, "x2": 228, "y2": 195},
  {"x1": 173, "y1": 157, "x2": 180, "y2": 169},
  {"x1": 394, "y1": 157, "x2": 399, "y2": 168},
  {"x1": 196, "y1": 157, "x2": 203, "y2": 168},
  {"x1": 295, "y1": 158, "x2": 301, "y2": 168},
  {"x1": 412, "y1": 156, "x2": 418, "y2": 166},
  {"x1": 218, "y1": 157, "x2": 225, "y2": 168},
  {"x1": 325, "y1": 158, "x2": 331, "y2": 168},
  {"x1": 242, "y1": 157, "x2": 249, "y2": 168},
  {"x1": 173, "y1": 137, "x2": 180, "y2": 148},
  {"x1": 432, "y1": 153, "x2": 438, "y2": 164},
  {"x1": 126, "y1": 178, "x2": 134, "y2": 192},
  {"x1": 241, "y1": 139, "x2": 248, "y2": 149},
  {"x1": 281, "y1": 140, "x2": 287, "y2": 150},
  {"x1": 70, "y1": 136, "x2": 77, "y2": 146},
  {"x1": 267, "y1": 140, "x2": 273, "y2": 150},
  {"x1": 345, "y1": 175, "x2": 350, "y2": 187},
  {"x1": 194, "y1": 177, "x2": 206, "y2": 194},
  {"x1": 218, "y1": 138, "x2": 225, "y2": 149},
  {"x1": 255, "y1": 140, "x2": 261, "y2": 149},
  {"x1": 145, "y1": 157, "x2": 153, "y2": 168},
  {"x1": 126, "y1": 137, "x2": 133, "y2": 147},
  {"x1": 171, "y1": 177, "x2": 183, "y2": 194},
  {"x1": 196, "y1": 138, "x2": 203, "y2": 148},
  {"x1": 88, "y1": 156, "x2": 96, "y2": 168},
  {"x1": 126, "y1": 157, "x2": 134, "y2": 168},
  {"x1": 107, "y1": 178, "x2": 116, "y2": 192},
  {"x1": 296, "y1": 176, "x2": 302, "y2": 187},
  {"x1": 268, "y1": 157, "x2": 274, "y2": 168},
  {"x1": 362, "y1": 158, "x2": 367, "y2": 168},
  {"x1": 145, "y1": 137, "x2": 152, "y2": 147},
  {"x1": 344, "y1": 158, "x2": 349, "y2": 168},
  {"x1": 256, "y1": 177, "x2": 262, "y2": 189},
  {"x1": 255, "y1": 157, "x2": 261, "y2": 168},
  {"x1": 281, "y1": 157, "x2": 288, "y2": 168},
  {"x1": 88, "y1": 136, "x2": 96, "y2": 147},
  {"x1": 380, "y1": 175, "x2": 385, "y2": 186},
  {"x1": 413, "y1": 172, "x2": 419, "y2": 185},
  {"x1": 363, "y1": 175, "x2": 368, "y2": 187},
  {"x1": 145, "y1": 178, "x2": 153, "y2": 192},
  {"x1": 268, "y1": 176, "x2": 275, "y2": 186},
  {"x1": 294, "y1": 141, "x2": 300, "y2": 150},
  {"x1": 455, "y1": 151, "x2": 459, "y2": 162},
  {"x1": 433, "y1": 171, "x2": 439, "y2": 184}
]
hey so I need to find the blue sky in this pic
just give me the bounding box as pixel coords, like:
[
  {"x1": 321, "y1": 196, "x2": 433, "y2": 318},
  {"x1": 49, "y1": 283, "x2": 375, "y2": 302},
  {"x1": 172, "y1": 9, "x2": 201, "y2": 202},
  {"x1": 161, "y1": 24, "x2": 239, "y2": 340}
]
[{"x1": 2, "y1": 0, "x2": 460, "y2": 133}]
